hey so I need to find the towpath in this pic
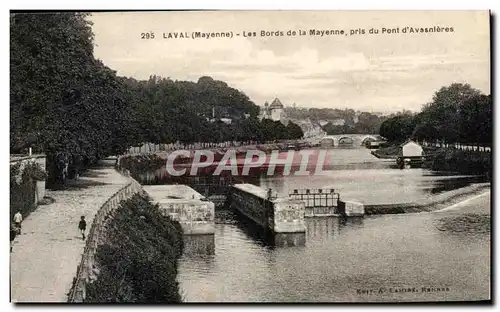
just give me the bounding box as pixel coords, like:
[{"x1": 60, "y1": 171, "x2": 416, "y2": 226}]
[{"x1": 10, "y1": 159, "x2": 129, "y2": 302}]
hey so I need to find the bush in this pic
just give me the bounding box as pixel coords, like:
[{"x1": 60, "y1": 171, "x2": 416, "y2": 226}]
[
  {"x1": 428, "y1": 148, "x2": 491, "y2": 175},
  {"x1": 85, "y1": 194, "x2": 184, "y2": 303},
  {"x1": 10, "y1": 161, "x2": 47, "y2": 220}
]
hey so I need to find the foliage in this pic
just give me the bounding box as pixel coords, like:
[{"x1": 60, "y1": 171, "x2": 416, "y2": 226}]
[
  {"x1": 379, "y1": 114, "x2": 417, "y2": 143},
  {"x1": 379, "y1": 83, "x2": 491, "y2": 147},
  {"x1": 457, "y1": 94, "x2": 492, "y2": 146},
  {"x1": 10, "y1": 11, "x2": 302, "y2": 185},
  {"x1": 10, "y1": 162, "x2": 37, "y2": 220},
  {"x1": 85, "y1": 194, "x2": 184, "y2": 303},
  {"x1": 12, "y1": 12, "x2": 491, "y2": 185},
  {"x1": 417, "y1": 83, "x2": 482, "y2": 143},
  {"x1": 124, "y1": 75, "x2": 302, "y2": 145},
  {"x1": 426, "y1": 148, "x2": 491, "y2": 175},
  {"x1": 285, "y1": 122, "x2": 304, "y2": 140},
  {"x1": 24, "y1": 162, "x2": 48, "y2": 181},
  {"x1": 11, "y1": 13, "x2": 138, "y2": 186}
]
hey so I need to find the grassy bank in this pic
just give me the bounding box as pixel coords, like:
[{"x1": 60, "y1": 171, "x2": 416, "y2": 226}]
[{"x1": 85, "y1": 194, "x2": 184, "y2": 303}]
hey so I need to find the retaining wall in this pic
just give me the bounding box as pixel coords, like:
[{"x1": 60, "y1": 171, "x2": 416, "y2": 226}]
[
  {"x1": 143, "y1": 185, "x2": 215, "y2": 235},
  {"x1": 67, "y1": 177, "x2": 144, "y2": 302},
  {"x1": 230, "y1": 184, "x2": 306, "y2": 234}
]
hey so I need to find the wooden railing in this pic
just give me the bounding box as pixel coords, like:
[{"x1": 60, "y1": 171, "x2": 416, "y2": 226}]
[{"x1": 67, "y1": 175, "x2": 143, "y2": 302}]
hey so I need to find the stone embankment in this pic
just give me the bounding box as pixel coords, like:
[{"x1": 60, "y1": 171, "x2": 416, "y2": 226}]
[{"x1": 67, "y1": 176, "x2": 144, "y2": 302}]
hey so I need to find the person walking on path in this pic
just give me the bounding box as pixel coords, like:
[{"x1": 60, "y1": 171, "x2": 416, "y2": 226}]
[
  {"x1": 10, "y1": 224, "x2": 17, "y2": 253},
  {"x1": 13, "y1": 211, "x2": 23, "y2": 234},
  {"x1": 78, "y1": 216, "x2": 87, "y2": 240}
]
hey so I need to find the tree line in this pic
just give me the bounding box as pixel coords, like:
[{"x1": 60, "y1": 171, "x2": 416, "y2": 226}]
[
  {"x1": 285, "y1": 107, "x2": 391, "y2": 135},
  {"x1": 379, "y1": 83, "x2": 491, "y2": 146},
  {"x1": 10, "y1": 13, "x2": 303, "y2": 186}
]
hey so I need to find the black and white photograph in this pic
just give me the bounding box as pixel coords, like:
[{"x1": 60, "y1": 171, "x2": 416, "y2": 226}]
[{"x1": 9, "y1": 10, "x2": 491, "y2": 303}]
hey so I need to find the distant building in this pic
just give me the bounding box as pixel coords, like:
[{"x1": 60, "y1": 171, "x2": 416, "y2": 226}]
[
  {"x1": 259, "y1": 97, "x2": 326, "y2": 139},
  {"x1": 259, "y1": 98, "x2": 285, "y2": 121},
  {"x1": 269, "y1": 98, "x2": 284, "y2": 121},
  {"x1": 400, "y1": 140, "x2": 423, "y2": 157},
  {"x1": 397, "y1": 140, "x2": 424, "y2": 169}
]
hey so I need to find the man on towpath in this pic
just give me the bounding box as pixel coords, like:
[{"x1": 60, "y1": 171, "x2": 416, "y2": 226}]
[{"x1": 78, "y1": 216, "x2": 87, "y2": 240}]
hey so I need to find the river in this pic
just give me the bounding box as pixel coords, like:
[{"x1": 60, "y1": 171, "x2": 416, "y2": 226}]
[{"x1": 177, "y1": 148, "x2": 490, "y2": 302}]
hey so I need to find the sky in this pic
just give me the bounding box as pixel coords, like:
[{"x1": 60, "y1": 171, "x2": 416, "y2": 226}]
[{"x1": 89, "y1": 11, "x2": 490, "y2": 113}]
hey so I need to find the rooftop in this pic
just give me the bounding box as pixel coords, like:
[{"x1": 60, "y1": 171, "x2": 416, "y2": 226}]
[{"x1": 269, "y1": 98, "x2": 284, "y2": 109}]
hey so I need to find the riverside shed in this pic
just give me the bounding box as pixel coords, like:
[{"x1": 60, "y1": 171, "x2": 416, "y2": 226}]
[{"x1": 399, "y1": 140, "x2": 423, "y2": 158}]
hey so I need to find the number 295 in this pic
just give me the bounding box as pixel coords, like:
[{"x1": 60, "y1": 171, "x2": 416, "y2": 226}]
[{"x1": 141, "y1": 32, "x2": 155, "y2": 39}]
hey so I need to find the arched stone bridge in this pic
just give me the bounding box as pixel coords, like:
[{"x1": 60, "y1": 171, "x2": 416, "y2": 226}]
[{"x1": 319, "y1": 134, "x2": 385, "y2": 147}]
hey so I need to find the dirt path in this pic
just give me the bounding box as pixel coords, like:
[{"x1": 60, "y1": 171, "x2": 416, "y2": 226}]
[{"x1": 10, "y1": 160, "x2": 129, "y2": 303}]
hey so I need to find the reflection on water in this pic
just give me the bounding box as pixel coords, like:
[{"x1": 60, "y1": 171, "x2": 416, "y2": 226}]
[
  {"x1": 178, "y1": 213, "x2": 490, "y2": 302},
  {"x1": 255, "y1": 149, "x2": 487, "y2": 205},
  {"x1": 177, "y1": 148, "x2": 490, "y2": 302},
  {"x1": 183, "y1": 235, "x2": 215, "y2": 256}
]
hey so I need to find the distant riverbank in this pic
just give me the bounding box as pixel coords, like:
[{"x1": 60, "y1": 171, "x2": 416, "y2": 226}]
[{"x1": 371, "y1": 144, "x2": 491, "y2": 176}]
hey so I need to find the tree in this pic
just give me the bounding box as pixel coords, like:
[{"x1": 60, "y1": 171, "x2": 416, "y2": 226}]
[
  {"x1": 379, "y1": 115, "x2": 416, "y2": 143},
  {"x1": 458, "y1": 94, "x2": 492, "y2": 146},
  {"x1": 286, "y1": 122, "x2": 304, "y2": 140},
  {"x1": 419, "y1": 83, "x2": 482, "y2": 144},
  {"x1": 11, "y1": 13, "x2": 136, "y2": 185}
]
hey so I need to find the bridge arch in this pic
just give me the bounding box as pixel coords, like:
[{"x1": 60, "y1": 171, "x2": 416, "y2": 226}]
[
  {"x1": 338, "y1": 136, "x2": 354, "y2": 145},
  {"x1": 320, "y1": 137, "x2": 335, "y2": 147},
  {"x1": 318, "y1": 134, "x2": 385, "y2": 147},
  {"x1": 360, "y1": 135, "x2": 384, "y2": 145}
]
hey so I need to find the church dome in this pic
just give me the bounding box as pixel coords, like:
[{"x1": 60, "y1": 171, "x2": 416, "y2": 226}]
[{"x1": 269, "y1": 98, "x2": 284, "y2": 109}]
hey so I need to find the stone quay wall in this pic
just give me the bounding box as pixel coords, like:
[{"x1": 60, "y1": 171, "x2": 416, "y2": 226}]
[
  {"x1": 337, "y1": 200, "x2": 365, "y2": 217},
  {"x1": 67, "y1": 177, "x2": 144, "y2": 302},
  {"x1": 143, "y1": 185, "x2": 215, "y2": 236},
  {"x1": 230, "y1": 184, "x2": 306, "y2": 234}
]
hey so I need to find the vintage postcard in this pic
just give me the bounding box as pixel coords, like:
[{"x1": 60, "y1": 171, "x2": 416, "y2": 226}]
[{"x1": 10, "y1": 10, "x2": 491, "y2": 303}]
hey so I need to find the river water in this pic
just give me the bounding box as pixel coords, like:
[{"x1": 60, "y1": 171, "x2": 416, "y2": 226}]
[{"x1": 177, "y1": 148, "x2": 490, "y2": 302}]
